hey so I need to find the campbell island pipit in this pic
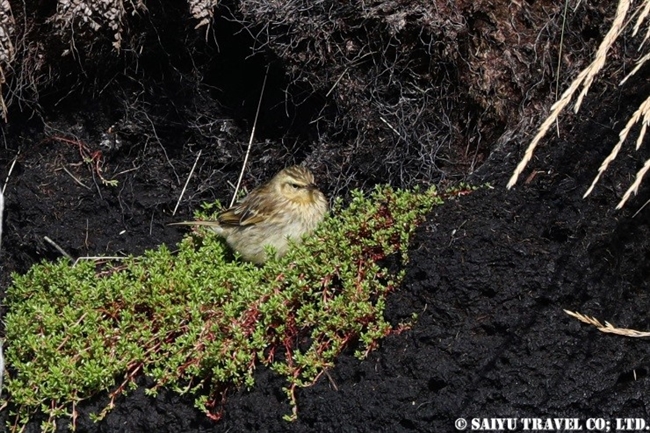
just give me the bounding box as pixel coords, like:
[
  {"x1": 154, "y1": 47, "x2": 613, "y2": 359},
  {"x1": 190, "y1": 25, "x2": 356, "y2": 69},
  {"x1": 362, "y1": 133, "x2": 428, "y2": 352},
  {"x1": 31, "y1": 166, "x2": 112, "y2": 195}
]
[{"x1": 171, "y1": 166, "x2": 327, "y2": 264}]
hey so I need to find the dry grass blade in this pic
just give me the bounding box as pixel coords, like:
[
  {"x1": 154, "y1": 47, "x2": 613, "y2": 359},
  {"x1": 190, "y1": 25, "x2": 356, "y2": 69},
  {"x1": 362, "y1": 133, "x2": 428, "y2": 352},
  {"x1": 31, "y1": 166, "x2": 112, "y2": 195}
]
[
  {"x1": 617, "y1": 157, "x2": 650, "y2": 209},
  {"x1": 43, "y1": 236, "x2": 73, "y2": 260},
  {"x1": 2, "y1": 152, "x2": 17, "y2": 194},
  {"x1": 564, "y1": 309, "x2": 606, "y2": 327},
  {"x1": 73, "y1": 256, "x2": 128, "y2": 266},
  {"x1": 574, "y1": 0, "x2": 630, "y2": 112},
  {"x1": 61, "y1": 166, "x2": 91, "y2": 190},
  {"x1": 507, "y1": 0, "x2": 632, "y2": 189},
  {"x1": 564, "y1": 309, "x2": 650, "y2": 337},
  {"x1": 507, "y1": 69, "x2": 588, "y2": 189},
  {"x1": 230, "y1": 65, "x2": 269, "y2": 208},
  {"x1": 633, "y1": 0, "x2": 650, "y2": 46},
  {"x1": 584, "y1": 95, "x2": 650, "y2": 199},
  {"x1": 173, "y1": 149, "x2": 202, "y2": 216},
  {"x1": 620, "y1": 51, "x2": 650, "y2": 85}
]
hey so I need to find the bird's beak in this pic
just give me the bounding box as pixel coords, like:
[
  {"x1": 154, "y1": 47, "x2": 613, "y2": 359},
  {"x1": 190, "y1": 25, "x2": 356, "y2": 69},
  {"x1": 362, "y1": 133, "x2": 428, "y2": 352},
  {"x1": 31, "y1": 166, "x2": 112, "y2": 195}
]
[{"x1": 306, "y1": 183, "x2": 318, "y2": 191}]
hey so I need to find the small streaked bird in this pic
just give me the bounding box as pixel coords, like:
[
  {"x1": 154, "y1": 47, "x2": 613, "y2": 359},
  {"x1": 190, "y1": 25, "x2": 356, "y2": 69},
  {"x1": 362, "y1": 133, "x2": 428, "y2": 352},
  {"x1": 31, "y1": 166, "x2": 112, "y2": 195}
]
[{"x1": 171, "y1": 166, "x2": 327, "y2": 264}]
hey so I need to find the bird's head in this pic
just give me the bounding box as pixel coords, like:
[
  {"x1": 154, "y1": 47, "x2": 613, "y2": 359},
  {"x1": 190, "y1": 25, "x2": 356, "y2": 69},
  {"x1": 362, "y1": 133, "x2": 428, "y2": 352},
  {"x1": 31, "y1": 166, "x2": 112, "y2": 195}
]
[{"x1": 272, "y1": 166, "x2": 322, "y2": 205}]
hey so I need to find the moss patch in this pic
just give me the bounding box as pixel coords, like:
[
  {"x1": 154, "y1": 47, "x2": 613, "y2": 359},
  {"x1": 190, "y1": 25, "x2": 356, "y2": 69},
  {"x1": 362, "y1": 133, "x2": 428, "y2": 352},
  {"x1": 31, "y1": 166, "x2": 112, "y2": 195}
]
[{"x1": 2, "y1": 185, "x2": 457, "y2": 431}]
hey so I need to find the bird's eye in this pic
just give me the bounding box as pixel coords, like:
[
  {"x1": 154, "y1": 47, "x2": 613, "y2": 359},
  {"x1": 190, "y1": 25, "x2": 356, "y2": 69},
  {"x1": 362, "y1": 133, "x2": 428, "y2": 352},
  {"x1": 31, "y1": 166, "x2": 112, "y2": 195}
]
[{"x1": 289, "y1": 183, "x2": 302, "y2": 189}]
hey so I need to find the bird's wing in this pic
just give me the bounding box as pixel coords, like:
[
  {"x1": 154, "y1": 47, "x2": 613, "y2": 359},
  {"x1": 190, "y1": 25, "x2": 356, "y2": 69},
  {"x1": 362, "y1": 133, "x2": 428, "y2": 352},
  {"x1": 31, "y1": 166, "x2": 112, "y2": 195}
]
[{"x1": 217, "y1": 200, "x2": 268, "y2": 226}]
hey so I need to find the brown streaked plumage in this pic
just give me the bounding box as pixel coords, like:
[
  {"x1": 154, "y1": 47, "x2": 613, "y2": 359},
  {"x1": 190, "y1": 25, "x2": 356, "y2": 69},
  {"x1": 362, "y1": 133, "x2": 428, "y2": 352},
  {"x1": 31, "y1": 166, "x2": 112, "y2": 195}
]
[{"x1": 171, "y1": 166, "x2": 327, "y2": 264}]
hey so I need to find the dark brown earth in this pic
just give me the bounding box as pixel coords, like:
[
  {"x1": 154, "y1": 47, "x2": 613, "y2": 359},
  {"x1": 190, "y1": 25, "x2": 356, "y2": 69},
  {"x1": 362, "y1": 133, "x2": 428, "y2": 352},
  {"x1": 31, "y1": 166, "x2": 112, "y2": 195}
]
[{"x1": 3, "y1": 1, "x2": 650, "y2": 432}]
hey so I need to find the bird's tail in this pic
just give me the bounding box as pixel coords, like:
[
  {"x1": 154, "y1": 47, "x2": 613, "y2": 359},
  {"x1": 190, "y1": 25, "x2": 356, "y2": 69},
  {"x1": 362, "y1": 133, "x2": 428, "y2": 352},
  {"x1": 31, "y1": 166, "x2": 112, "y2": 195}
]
[{"x1": 168, "y1": 220, "x2": 224, "y2": 234}]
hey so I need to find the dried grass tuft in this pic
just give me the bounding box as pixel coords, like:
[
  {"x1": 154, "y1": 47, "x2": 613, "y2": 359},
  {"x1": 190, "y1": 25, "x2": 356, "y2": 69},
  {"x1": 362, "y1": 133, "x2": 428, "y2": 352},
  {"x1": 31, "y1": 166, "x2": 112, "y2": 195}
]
[
  {"x1": 584, "y1": 95, "x2": 650, "y2": 205},
  {"x1": 0, "y1": 0, "x2": 14, "y2": 121},
  {"x1": 508, "y1": 0, "x2": 650, "y2": 207},
  {"x1": 50, "y1": 0, "x2": 147, "y2": 51},
  {"x1": 564, "y1": 309, "x2": 650, "y2": 337},
  {"x1": 633, "y1": 0, "x2": 650, "y2": 47},
  {"x1": 189, "y1": 0, "x2": 219, "y2": 29}
]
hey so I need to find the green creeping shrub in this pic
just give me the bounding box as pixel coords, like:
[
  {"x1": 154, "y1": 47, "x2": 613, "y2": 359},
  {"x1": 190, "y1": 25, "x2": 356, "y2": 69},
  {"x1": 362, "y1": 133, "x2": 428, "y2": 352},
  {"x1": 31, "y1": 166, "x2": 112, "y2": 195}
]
[{"x1": 1, "y1": 185, "x2": 458, "y2": 431}]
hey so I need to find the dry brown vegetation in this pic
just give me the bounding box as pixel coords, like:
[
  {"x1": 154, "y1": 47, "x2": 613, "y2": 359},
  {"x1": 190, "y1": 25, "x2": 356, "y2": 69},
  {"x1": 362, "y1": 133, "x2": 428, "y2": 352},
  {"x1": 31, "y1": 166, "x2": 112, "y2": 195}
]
[
  {"x1": 0, "y1": 1, "x2": 619, "y2": 193},
  {"x1": 509, "y1": 0, "x2": 650, "y2": 210}
]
